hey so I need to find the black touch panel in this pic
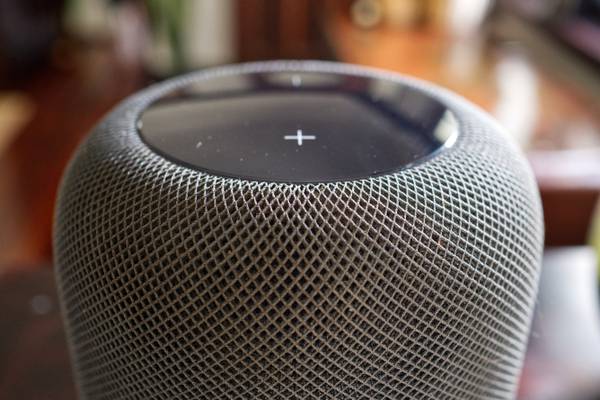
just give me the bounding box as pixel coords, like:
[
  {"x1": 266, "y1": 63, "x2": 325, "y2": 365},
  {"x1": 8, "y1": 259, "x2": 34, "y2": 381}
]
[{"x1": 138, "y1": 70, "x2": 458, "y2": 183}]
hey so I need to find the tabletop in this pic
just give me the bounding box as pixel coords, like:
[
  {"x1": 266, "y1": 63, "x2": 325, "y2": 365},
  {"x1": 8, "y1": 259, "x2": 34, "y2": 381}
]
[{"x1": 1, "y1": 247, "x2": 599, "y2": 399}]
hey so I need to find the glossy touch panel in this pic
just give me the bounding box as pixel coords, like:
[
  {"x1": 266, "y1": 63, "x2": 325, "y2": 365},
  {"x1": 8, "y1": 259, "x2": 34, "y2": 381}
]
[{"x1": 138, "y1": 70, "x2": 458, "y2": 183}]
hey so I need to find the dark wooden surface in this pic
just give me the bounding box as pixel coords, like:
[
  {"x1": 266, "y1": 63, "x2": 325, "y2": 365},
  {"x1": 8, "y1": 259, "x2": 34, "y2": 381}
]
[
  {"x1": 541, "y1": 189, "x2": 600, "y2": 245},
  {"x1": 1, "y1": 247, "x2": 599, "y2": 399},
  {"x1": 0, "y1": 268, "x2": 77, "y2": 400}
]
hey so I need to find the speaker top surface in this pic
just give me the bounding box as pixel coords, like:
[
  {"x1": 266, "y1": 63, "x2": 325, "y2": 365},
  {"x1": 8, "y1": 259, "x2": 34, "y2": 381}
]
[{"x1": 138, "y1": 68, "x2": 458, "y2": 183}]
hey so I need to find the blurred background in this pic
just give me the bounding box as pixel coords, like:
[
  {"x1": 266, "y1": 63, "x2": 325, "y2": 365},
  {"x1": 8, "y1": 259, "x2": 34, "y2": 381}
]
[{"x1": 0, "y1": 0, "x2": 599, "y2": 399}]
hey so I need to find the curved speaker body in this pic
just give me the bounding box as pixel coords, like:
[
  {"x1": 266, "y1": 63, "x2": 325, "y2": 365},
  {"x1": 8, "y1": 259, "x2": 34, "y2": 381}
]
[{"x1": 54, "y1": 61, "x2": 543, "y2": 400}]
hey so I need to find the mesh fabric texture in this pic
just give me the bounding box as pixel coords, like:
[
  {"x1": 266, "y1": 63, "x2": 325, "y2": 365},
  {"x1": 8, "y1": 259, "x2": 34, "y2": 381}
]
[{"x1": 54, "y1": 61, "x2": 544, "y2": 400}]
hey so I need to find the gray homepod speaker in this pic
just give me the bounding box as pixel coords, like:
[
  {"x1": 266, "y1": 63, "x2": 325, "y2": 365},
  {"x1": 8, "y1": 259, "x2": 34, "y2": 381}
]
[{"x1": 53, "y1": 61, "x2": 544, "y2": 400}]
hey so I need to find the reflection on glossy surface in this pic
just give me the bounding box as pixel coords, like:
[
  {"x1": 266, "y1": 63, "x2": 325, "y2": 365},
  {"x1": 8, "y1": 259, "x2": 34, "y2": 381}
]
[{"x1": 139, "y1": 69, "x2": 458, "y2": 183}]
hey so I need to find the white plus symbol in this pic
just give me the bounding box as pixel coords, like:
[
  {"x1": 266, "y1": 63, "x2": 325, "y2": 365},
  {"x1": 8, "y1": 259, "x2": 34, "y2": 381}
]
[{"x1": 284, "y1": 129, "x2": 316, "y2": 146}]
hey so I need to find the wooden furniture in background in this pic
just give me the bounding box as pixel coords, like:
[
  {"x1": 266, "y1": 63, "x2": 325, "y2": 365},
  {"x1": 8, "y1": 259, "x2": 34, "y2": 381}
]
[
  {"x1": 323, "y1": 4, "x2": 600, "y2": 246},
  {"x1": 0, "y1": 43, "x2": 146, "y2": 268},
  {"x1": 237, "y1": 0, "x2": 330, "y2": 61},
  {"x1": 1, "y1": 2, "x2": 600, "y2": 268}
]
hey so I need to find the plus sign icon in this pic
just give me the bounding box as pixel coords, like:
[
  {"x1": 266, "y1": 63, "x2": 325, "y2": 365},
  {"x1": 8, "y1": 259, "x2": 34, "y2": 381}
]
[{"x1": 283, "y1": 129, "x2": 316, "y2": 146}]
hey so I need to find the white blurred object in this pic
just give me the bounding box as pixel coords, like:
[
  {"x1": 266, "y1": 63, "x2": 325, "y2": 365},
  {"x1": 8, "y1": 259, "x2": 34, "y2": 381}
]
[
  {"x1": 113, "y1": 2, "x2": 147, "y2": 67},
  {"x1": 529, "y1": 149, "x2": 600, "y2": 190},
  {"x1": 447, "y1": 0, "x2": 493, "y2": 37},
  {"x1": 64, "y1": 0, "x2": 113, "y2": 40},
  {"x1": 183, "y1": 0, "x2": 236, "y2": 68},
  {"x1": 445, "y1": 0, "x2": 493, "y2": 84},
  {"x1": 494, "y1": 52, "x2": 539, "y2": 147},
  {"x1": 446, "y1": 35, "x2": 484, "y2": 83},
  {"x1": 521, "y1": 247, "x2": 600, "y2": 400},
  {"x1": 143, "y1": 0, "x2": 237, "y2": 76}
]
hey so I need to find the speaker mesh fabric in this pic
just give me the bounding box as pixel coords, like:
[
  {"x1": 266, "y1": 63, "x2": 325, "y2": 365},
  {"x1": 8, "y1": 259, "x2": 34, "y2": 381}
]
[{"x1": 54, "y1": 61, "x2": 543, "y2": 400}]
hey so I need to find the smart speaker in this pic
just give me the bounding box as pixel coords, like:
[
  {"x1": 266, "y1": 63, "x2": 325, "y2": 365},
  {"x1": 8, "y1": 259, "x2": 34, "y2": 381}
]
[{"x1": 54, "y1": 61, "x2": 543, "y2": 400}]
